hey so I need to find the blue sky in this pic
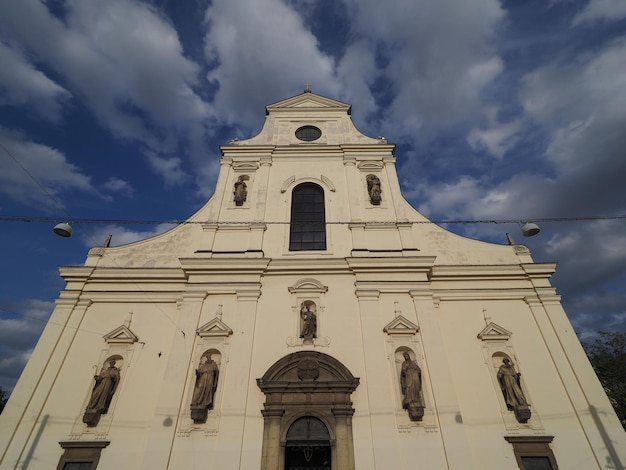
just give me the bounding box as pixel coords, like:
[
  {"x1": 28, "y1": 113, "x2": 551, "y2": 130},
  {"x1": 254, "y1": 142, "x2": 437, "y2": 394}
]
[{"x1": 1, "y1": 0, "x2": 625, "y2": 391}]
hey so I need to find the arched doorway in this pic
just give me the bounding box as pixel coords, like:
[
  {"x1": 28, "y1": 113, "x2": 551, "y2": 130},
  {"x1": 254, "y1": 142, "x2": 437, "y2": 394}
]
[
  {"x1": 257, "y1": 351, "x2": 359, "y2": 470},
  {"x1": 285, "y1": 416, "x2": 331, "y2": 470}
]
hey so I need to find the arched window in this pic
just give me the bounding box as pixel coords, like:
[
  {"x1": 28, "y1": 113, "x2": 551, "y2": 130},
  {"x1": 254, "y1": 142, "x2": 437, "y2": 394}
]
[{"x1": 289, "y1": 183, "x2": 326, "y2": 251}]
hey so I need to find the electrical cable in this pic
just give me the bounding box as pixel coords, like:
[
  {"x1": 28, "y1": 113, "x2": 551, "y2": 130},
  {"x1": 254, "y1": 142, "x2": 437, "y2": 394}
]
[{"x1": 1, "y1": 214, "x2": 626, "y2": 226}]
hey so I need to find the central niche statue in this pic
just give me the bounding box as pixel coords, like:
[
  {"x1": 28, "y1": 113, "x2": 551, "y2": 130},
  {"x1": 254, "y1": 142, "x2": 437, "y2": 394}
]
[
  {"x1": 497, "y1": 357, "x2": 531, "y2": 423},
  {"x1": 83, "y1": 358, "x2": 120, "y2": 427},
  {"x1": 400, "y1": 351, "x2": 424, "y2": 421},
  {"x1": 300, "y1": 304, "x2": 317, "y2": 341},
  {"x1": 190, "y1": 354, "x2": 219, "y2": 424},
  {"x1": 233, "y1": 175, "x2": 248, "y2": 206},
  {"x1": 366, "y1": 174, "x2": 382, "y2": 205}
]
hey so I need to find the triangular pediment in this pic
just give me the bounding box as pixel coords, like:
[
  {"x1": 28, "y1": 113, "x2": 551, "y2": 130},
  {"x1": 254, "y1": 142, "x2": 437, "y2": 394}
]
[
  {"x1": 477, "y1": 322, "x2": 512, "y2": 341},
  {"x1": 383, "y1": 315, "x2": 419, "y2": 335},
  {"x1": 197, "y1": 318, "x2": 233, "y2": 338},
  {"x1": 266, "y1": 92, "x2": 351, "y2": 113},
  {"x1": 103, "y1": 325, "x2": 138, "y2": 344}
]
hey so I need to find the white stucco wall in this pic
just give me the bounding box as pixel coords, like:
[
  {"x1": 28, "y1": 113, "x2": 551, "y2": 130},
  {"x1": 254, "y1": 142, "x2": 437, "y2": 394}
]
[{"x1": 1, "y1": 92, "x2": 624, "y2": 470}]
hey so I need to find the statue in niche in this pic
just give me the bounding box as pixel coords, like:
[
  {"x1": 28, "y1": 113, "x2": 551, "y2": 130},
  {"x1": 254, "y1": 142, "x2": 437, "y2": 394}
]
[
  {"x1": 400, "y1": 351, "x2": 424, "y2": 421},
  {"x1": 233, "y1": 176, "x2": 248, "y2": 206},
  {"x1": 300, "y1": 304, "x2": 317, "y2": 340},
  {"x1": 83, "y1": 358, "x2": 120, "y2": 427},
  {"x1": 190, "y1": 354, "x2": 220, "y2": 424},
  {"x1": 497, "y1": 357, "x2": 531, "y2": 423},
  {"x1": 366, "y1": 174, "x2": 382, "y2": 205}
]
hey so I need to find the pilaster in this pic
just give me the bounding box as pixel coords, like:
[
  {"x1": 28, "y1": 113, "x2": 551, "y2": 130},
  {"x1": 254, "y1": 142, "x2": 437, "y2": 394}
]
[
  {"x1": 410, "y1": 288, "x2": 473, "y2": 469},
  {"x1": 141, "y1": 291, "x2": 205, "y2": 470}
]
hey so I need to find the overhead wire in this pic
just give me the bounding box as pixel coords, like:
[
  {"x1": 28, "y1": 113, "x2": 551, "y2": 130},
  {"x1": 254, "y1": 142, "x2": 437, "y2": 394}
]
[
  {"x1": 0, "y1": 140, "x2": 185, "y2": 339},
  {"x1": 1, "y1": 214, "x2": 626, "y2": 226}
]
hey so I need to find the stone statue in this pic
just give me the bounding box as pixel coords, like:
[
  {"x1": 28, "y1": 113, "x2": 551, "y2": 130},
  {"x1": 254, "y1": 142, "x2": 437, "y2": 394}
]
[
  {"x1": 497, "y1": 357, "x2": 531, "y2": 423},
  {"x1": 233, "y1": 176, "x2": 247, "y2": 206},
  {"x1": 300, "y1": 305, "x2": 317, "y2": 340},
  {"x1": 401, "y1": 352, "x2": 424, "y2": 421},
  {"x1": 366, "y1": 174, "x2": 382, "y2": 205},
  {"x1": 190, "y1": 355, "x2": 219, "y2": 424},
  {"x1": 83, "y1": 359, "x2": 120, "y2": 427}
]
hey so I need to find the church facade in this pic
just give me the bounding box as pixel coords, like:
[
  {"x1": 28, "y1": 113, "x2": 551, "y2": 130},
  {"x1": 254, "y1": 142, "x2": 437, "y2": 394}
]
[{"x1": 1, "y1": 91, "x2": 625, "y2": 470}]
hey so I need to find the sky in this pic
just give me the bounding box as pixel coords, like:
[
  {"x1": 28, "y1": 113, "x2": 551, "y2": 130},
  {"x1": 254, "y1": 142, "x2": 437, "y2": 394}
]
[{"x1": 0, "y1": 0, "x2": 625, "y2": 392}]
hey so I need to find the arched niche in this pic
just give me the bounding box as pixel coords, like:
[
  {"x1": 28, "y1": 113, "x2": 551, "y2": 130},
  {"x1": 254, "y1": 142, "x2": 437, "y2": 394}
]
[
  {"x1": 257, "y1": 351, "x2": 359, "y2": 470},
  {"x1": 82, "y1": 355, "x2": 123, "y2": 428}
]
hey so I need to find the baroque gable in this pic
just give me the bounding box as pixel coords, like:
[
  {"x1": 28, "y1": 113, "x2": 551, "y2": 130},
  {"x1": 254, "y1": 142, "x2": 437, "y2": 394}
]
[{"x1": 266, "y1": 92, "x2": 351, "y2": 113}]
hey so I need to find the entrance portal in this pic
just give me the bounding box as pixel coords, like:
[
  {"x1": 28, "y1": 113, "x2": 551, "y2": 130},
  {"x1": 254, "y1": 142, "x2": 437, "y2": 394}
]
[
  {"x1": 257, "y1": 351, "x2": 359, "y2": 470},
  {"x1": 285, "y1": 416, "x2": 331, "y2": 470}
]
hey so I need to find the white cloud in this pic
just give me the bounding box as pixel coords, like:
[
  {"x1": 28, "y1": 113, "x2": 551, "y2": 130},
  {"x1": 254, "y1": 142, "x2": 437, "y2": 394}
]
[
  {"x1": 0, "y1": 41, "x2": 71, "y2": 121},
  {"x1": 468, "y1": 108, "x2": 522, "y2": 158},
  {"x1": 0, "y1": 350, "x2": 33, "y2": 391},
  {"x1": 517, "y1": 37, "x2": 626, "y2": 214},
  {"x1": 0, "y1": 299, "x2": 54, "y2": 390},
  {"x1": 339, "y1": 0, "x2": 504, "y2": 138},
  {"x1": 0, "y1": 0, "x2": 211, "y2": 161},
  {"x1": 335, "y1": 39, "x2": 378, "y2": 119},
  {"x1": 84, "y1": 223, "x2": 177, "y2": 248},
  {"x1": 0, "y1": 128, "x2": 96, "y2": 210},
  {"x1": 147, "y1": 153, "x2": 189, "y2": 187},
  {"x1": 572, "y1": 0, "x2": 626, "y2": 25},
  {"x1": 101, "y1": 177, "x2": 134, "y2": 197},
  {"x1": 203, "y1": 0, "x2": 340, "y2": 129},
  {"x1": 416, "y1": 176, "x2": 482, "y2": 218}
]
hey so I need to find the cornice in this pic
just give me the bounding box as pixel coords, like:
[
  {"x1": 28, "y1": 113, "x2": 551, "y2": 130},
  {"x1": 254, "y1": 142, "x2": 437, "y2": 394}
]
[
  {"x1": 346, "y1": 256, "x2": 436, "y2": 272},
  {"x1": 86, "y1": 267, "x2": 185, "y2": 280},
  {"x1": 431, "y1": 289, "x2": 539, "y2": 301},
  {"x1": 267, "y1": 258, "x2": 350, "y2": 274},
  {"x1": 430, "y1": 264, "x2": 534, "y2": 281},
  {"x1": 180, "y1": 257, "x2": 270, "y2": 274}
]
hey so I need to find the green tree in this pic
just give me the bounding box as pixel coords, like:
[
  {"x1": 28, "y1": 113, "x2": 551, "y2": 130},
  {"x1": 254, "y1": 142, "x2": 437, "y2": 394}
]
[{"x1": 584, "y1": 331, "x2": 626, "y2": 430}]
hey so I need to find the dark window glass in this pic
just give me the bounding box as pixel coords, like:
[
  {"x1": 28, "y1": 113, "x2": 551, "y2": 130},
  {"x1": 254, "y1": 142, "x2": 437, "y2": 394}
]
[
  {"x1": 285, "y1": 417, "x2": 331, "y2": 470},
  {"x1": 521, "y1": 456, "x2": 553, "y2": 470},
  {"x1": 63, "y1": 463, "x2": 93, "y2": 470},
  {"x1": 295, "y1": 126, "x2": 322, "y2": 142},
  {"x1": 290, "y1": 183, "x2": 326, "y2": 251}
]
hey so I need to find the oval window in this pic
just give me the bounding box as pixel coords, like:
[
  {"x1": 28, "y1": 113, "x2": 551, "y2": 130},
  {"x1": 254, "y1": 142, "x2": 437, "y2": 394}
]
[{"x1": 295, "y1": 126, "x2": 322, "y2": 142}]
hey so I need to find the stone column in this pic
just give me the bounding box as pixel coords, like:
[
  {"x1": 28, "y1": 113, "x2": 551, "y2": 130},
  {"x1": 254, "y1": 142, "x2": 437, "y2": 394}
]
[
  {"x1": 260, "y1": 409, "x2": 284, "y2": 470},
  {"x1": 333, "y1": 408, "x2": 356, "y2": 470}
]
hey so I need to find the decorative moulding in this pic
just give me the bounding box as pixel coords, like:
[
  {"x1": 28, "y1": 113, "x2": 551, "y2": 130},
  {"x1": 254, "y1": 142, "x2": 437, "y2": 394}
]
[
  {"x1": 383, "y1": 315, "x2": 419, "y2": 336},
  {"x1": 197, "y1": 318, "x2": 233, "y2": 338},
  {"x1": 477, "y1": 322, "x2": 512, "y2": 341},
  {"x1": 288, "y1": 278, "x2": 328, "y2": 294},
  {"x1": 281, "y1": 176, "x2": 296, "y2": 193},
  {"x1": 281, "y1": 175, "x2": 335, "y2": 193},
  {"x1": 103, "y1": 325, "x2": 138, "y2": 344},
  {"x1": 320, "y1": 175, "x2": 336, "y2": 192},
  {"x1": 357, "y1": 161, "x2": 384, "y2": 171},
  {"x1": 232, "y1": 162, "x2": 259, "y2": 171}
]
